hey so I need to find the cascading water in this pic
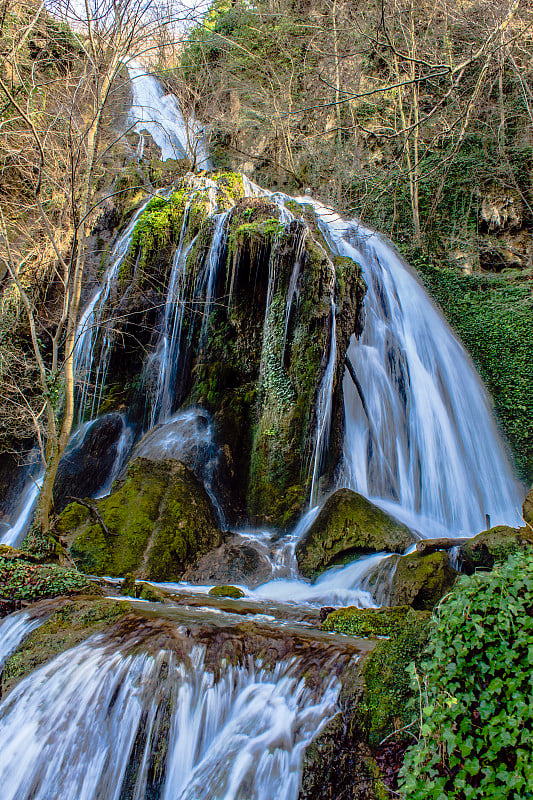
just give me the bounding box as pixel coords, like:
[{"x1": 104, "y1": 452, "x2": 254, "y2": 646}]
[
  {"x1": 0, "y1": 61, "x2": 528, "y2": 800},
  {"x1": 310, "y1": 208, "x2": 522, "y2": 537},
  {"x1": 0, "y1": 612, "x2": 43, "y2": 669},
  {"x1": 0, "y1": 635, "x2": 340, "y2": 800},
  {"x1": 128, "y1": 62, "x2": 210, "y2": 168},
  {"x1": 75, "y1": 194, "x2": 159, "y2": 422},
  {"x1": 148, "y1": 207, "x2": 230, "y2": 426}
]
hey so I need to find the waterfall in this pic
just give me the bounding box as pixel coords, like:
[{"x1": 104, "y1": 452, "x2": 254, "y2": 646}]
[
  {"x1": 0, "y1": 636, "x2": 340, "y2": 800},
  {"x1": 309, "y1": 298, "x2": 336, "y2": 504},
  {"x1": 0, "y1": 471, "x2": 43, "y2": 547},
  {"x1": 128, "y1": 62, "x2": 210, "y2": 168},
  {"x1": 311, "y1": 208, "x2": 522, "y2": 537},
  {"x1": 75, "y1": 195, "x2": 158, "y2": 422},
  {"x1": 0, "y1": 612, "x2": 43, "y2": 670},
  {"x1": 2, "y1": 69, "x2": 524, "y2": 558}
]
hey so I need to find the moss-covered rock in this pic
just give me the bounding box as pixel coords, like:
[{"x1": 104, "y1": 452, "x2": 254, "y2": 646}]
[
  {"x1": 295, "y1": 490, "x2": 417, "y2": 578},
  {"x1": 57, "y1": 457, "x2": 222, "y2": 581},
  {"x1": 1, "y1": 597, "x2": 130, "y2": 696},
  {"x1": 322, "y1": 605, "x2": 412, "y2": 638},
  {"x1": 301, "y1": 605, "x2": 430, "y2": 798},
  {"x1": 137, "y1": 582, "x2": 165, "y2": 602},
  {"x1": 358, "y1": 609, "x2": 430, "y2": 746},
  {"x1": 459, "y1": 524, "x2": 531, "y2": 574},
  {"x1": 121, "y1": 573, "x2": 136, "y2": 596},
  {"x1": 85, "y1": 174, "x2": 366, "y2": 530},
  {"x1": 389, "y1": 550, "x2": 458, "y2": 610},
  {"x1": 208, "y1": 584, "x2": 245, "y2": 599}
]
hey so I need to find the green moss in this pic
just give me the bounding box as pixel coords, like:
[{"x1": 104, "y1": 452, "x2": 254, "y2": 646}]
[
  {"x1": 460, "y1": 524, "x2": 531, "y2": 572},
  {"x1": 137, "y1": 582, "x2": 165, "y2": 602},
  {"x1": 209, "y1": 170, "x2": 246, "y2": 204},
  {"x1": 227, "y1": 218, "x2": 284, "y2": 254},
  {"x1": 390, "y1": 550, "x2": 458, "y2": 610},
  {"x1": 359, "y1": 609, "x2": 431, "y2": 746},
  {"x1": 295, "y1": 489, "x2": 416, "y2": 578},
  {"x1": 208, "y1": 584, "x2": 245, "y2": 598},
  {"x1": 1, "y1": 598, "x2": 130, "y2": 694},
  {"x1": 59, "y1": 458, "x2": 222, "y2": 581},
  {"x1": 322, "y1": 605, "x2": 412, "y2": 638},
  {"x1": 121, "y1": 573, "x2": 136, "y2": 596}
]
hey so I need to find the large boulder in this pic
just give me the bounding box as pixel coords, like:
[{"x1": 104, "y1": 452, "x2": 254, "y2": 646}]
[
  {"x1": 459, "y1": 524, "x2": 532, "y2": 574},
  {"x1": 56, "y1": 457, "x2": 222, "y2": 581},
  {"x1": 295, "y1": 489, "x2": 417, "y2": 578},
  {"x1": 389, "y1": 550, "x2": 458, "y2": 610},
  {"x1": 182, "y1": 533, "x2": 272, "y2": 587}
]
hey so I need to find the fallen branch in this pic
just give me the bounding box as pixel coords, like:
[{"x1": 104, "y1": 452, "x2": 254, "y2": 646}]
[
  {"x1": 67, "y1": 497, "x2": 116, "y2": 538},
  {"x1": 415, "y1": 537, "x2": 469, "y2": 556}
]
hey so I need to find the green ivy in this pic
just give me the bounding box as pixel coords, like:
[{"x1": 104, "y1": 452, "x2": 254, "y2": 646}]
[{"x1": 399, "y1": 552, "x2": 533, "y2": 799}]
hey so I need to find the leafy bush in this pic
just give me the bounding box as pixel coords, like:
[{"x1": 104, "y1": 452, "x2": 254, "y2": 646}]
[{"x1": 399, "y1": 552, "x2": 533, "y2": 799}]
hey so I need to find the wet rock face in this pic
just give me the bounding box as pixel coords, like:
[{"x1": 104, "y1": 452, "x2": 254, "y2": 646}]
[
  {"x1": 53, "y1": 413, "x2": 126, "y2": 512},
  {"x1": 88, "y1": 175, "x2": 366, "y2": 531},
  {"x1": 56, "y1": 457, "x2": 222, "y2": 581},
  {"x1": 183, "y1": 533, "x2": 272, "y2": 587},
  {"x1": 301, "y1": 605, "x2": 431, "y2": 799},
  {"x1": 524, "y1": 485, "x2": 533, "y2": 529},
  {"x1": 295, "y1": 489, "x2": 417, "y2": 579},
  {"x1": 389, "y1": 550, "x2": 458, "y2": 610},
  {"x1": 299, "y1": 713, "x2": 383, "y2": 800}
]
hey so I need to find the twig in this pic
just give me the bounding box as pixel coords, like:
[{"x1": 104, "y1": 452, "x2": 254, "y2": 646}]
[{"x1": 67, "y1": 496, "x2": 115, "y2": 537}]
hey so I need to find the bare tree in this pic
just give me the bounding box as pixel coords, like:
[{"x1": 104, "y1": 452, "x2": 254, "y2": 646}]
[{"x1": 0, "y1": 0, "x2": 197, "y2": 537}]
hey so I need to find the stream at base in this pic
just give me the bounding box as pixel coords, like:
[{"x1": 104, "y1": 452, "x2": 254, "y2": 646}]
[{"x1": 0, "y1": 615, "x2": 342, "y2": 800}]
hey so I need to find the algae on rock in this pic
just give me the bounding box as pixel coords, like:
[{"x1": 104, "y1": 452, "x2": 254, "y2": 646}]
[
  {"x1": 295, "y1": 489, "x2": 417, "y2": 578},
  {"x1": 57, "y1": 457, "x2": 222, "y2": 581},
  {"x1": 459, "y1": 524, "x2": 532, "y2": 574},
  {"x1": 1, "y1": 597, "x2": 130, "y2": 696},
  {"x1": 389, "y1": 550, "x2": 458, "y2": 610}
]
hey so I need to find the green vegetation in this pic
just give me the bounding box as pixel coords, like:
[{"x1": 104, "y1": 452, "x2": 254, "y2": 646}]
[
  {"x1": 360, "y1": 609, "x2": 431, "y2": 747},
  {"x1": 460, "y1": 525, "x2": 531, "y2": 574},
  {"x1": 400, "y1": 552, "x2": 533, "y2": 799},
  {"x1": 322, "y1": 605, "x2": 412, "y2": 638},
  {"x1": 415, "y1": 264, "x2": 533, "y2": 480},
  {"x1": 0, "y1": 547, "x2": 97, "y2": 602},
  {"x1": 323, "y1": 605, "x2": 431, "y2": 747}
]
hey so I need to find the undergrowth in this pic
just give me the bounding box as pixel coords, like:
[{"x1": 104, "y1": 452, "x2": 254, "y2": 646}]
[{"x1": 400, "y1": 552, "x2": 533, "y2": 799}]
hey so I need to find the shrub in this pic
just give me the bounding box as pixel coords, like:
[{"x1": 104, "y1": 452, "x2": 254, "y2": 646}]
[{"x1": 399, "y1": 552, "x2": 533, "y2": 799}]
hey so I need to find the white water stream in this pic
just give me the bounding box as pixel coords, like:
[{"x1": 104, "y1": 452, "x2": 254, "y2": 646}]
[
  {"x1": 0, "y1": 637, "x2": 340, "y2": 800},
  {"x1": 0, "y1": 612, "x2": 43, "y2": 670}
]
